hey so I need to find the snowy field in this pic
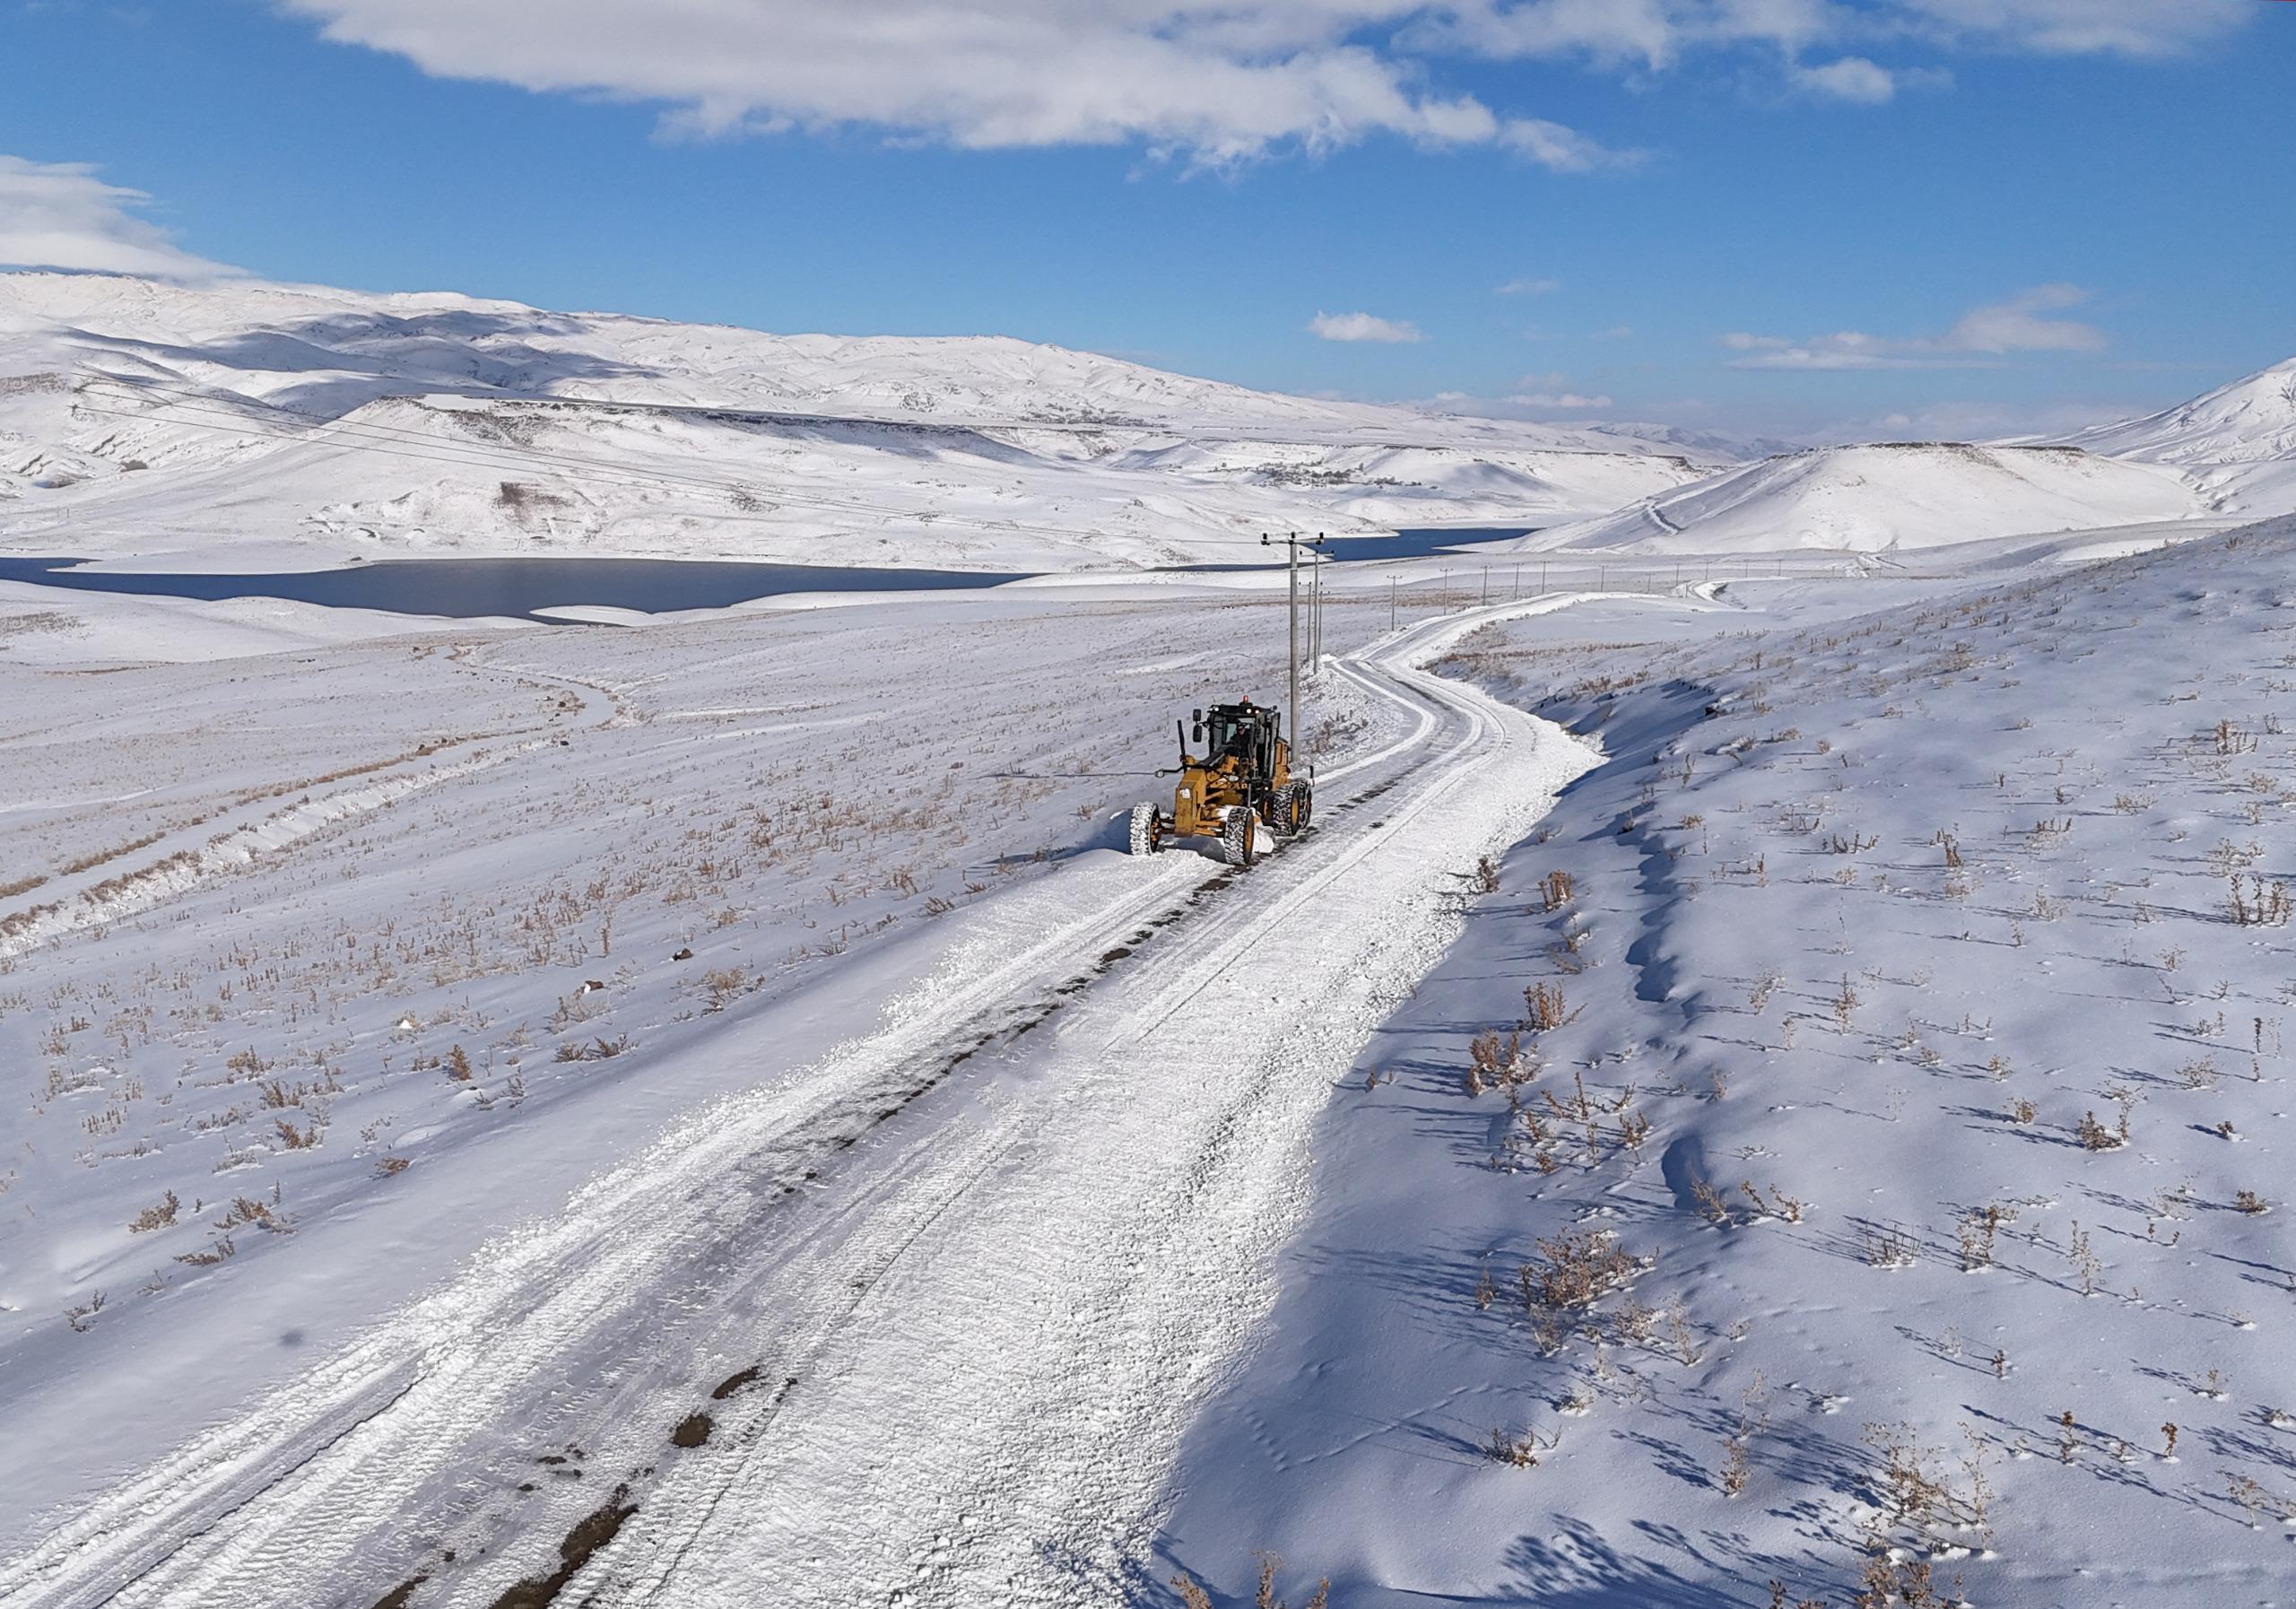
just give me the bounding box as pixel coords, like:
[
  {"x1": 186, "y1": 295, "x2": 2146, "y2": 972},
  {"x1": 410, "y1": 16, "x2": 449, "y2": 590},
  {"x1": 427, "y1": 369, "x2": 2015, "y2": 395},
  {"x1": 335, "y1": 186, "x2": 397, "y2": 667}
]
[
  {"x1": 6, "y1": 269, "x2": 2296, "y2": 1609},
  {"x1": 4, "y1": 518, "x2": 2288, "y2": 1607},
  {"x1": 0, "y1": 557, "x2": 1627, "y2": 1606}
]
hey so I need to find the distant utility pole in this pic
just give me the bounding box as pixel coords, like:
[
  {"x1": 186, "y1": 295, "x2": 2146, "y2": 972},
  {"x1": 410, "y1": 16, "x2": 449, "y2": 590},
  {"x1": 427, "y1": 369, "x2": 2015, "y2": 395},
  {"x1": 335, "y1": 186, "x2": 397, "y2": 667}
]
[
  {"x1": 1389, "y1": 575, "x2": 1397, "y2": 632},
  {"x1": 1310, "y1": 536, "x2": 1326, "y2": 675},
  {"x1": 1481, "y1": 565, "x2": 1490, "y2": 606},
  {"x1": 1262, "y1": 531, "x2": 1323, "y2": 747}
]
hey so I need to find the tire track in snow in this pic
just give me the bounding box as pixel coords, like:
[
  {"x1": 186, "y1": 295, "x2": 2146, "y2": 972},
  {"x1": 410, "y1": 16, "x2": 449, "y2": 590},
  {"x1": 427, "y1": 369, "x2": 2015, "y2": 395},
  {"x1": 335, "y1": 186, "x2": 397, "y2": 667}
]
[{"x1": 0, "y1": 653, "x2": 620, "y2": 961}]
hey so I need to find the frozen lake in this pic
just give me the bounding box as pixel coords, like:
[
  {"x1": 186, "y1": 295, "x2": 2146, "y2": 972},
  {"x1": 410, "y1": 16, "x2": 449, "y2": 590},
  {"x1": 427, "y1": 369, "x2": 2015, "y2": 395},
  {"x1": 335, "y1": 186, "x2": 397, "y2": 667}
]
[
  {"x1": 0, "y1": 527, "x2": 1535, "y2": 622},
  {"x1": 0, "y1": 554, "x2": 1034, "y2": 622}
]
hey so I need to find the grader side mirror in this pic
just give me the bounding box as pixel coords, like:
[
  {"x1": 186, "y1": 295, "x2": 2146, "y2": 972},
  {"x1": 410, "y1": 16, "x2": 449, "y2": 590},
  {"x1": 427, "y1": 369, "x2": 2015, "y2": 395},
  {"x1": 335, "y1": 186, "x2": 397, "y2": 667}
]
[{"x1": 1192, "y1": 722, "x2": 1204, "y2": 743}]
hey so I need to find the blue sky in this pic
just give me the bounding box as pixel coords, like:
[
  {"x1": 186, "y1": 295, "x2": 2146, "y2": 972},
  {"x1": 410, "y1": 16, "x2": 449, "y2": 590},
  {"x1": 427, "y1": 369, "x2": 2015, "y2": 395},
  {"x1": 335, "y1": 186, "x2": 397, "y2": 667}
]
[{"x1": 3, "y1": 0, "x2": 2292, "y2": 439}]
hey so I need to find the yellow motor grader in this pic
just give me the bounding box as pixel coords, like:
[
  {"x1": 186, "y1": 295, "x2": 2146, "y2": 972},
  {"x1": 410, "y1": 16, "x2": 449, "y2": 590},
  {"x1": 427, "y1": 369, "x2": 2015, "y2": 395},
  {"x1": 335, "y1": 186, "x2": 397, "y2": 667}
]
[{"x1": 1129, "y1": 699, "x2": 1312, "y2": 866}]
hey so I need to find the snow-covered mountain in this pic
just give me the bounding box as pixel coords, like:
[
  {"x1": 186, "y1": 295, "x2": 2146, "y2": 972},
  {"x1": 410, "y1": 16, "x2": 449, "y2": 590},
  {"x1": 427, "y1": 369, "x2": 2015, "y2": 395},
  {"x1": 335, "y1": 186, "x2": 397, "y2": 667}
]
[
  {"x1": 1522, "y1": 440, "x2": 2204, "y2": 555},
  {"x1": 0, "y1": 272, "x2": 1715, "y2": 570},
  {"x1": 2064, "y1": 355, "x2": 2296, "y2": 517},
  {"x1": 1499, "y1": 357, "x2": 2296, "y2": 558}
]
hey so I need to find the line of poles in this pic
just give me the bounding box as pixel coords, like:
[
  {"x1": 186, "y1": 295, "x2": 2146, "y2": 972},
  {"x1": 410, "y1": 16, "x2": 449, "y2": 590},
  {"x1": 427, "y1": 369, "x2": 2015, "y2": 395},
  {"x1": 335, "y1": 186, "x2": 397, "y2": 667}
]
[{"x1": 1265, "y1": 535, "x2": 1855, "y2": 747}]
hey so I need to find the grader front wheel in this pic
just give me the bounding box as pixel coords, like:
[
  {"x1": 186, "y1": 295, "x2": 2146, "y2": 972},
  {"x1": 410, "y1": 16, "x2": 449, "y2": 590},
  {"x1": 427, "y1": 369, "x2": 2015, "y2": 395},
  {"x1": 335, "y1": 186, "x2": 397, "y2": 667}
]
[{"x1": 1128, "y1": 801, "x2": 1164, "y2": 857}]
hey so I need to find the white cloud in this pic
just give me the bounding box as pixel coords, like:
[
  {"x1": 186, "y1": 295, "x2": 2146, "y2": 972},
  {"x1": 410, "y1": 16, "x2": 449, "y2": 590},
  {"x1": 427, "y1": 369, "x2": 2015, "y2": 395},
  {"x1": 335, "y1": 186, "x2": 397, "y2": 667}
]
[
  {"x1": 1498, "y1": 275, "x2": 1561, "y2": 295},
  {"x1": 275, "y1": 1, "x2": 2248, "y2": 166},
  {"x1": 1309, "y1": 309, "x2": 1422, "y2": 343},
  {"x1": 1725, "y1": 285, "x2": 2106, "y2": 370},
  {"x1": 1792, "y1": 55, "x2": 1896, "y2": 102},
  {"x1": 277, "y1": 1, "x2": 1638, "y2": 168},
  {"x1": 1813, "y1": 396, "x2": 2142, "y2": 445},
  {"x1": 1499, "y1": 115, "x2": 1640, "y2": 171},
  {"x1": 0, "y1": 156, "x2": 237, "y2": 279},
  {"x1": 1892, "y1": 0, "x2": 2246, "y2": 58},
  {"x1": 1428, "y1": 0, "x2": 2242, "y2": 66},
  {"x1": 1943, "y1": 283, "x2": 2106, "y2": 354},
  {"x1": 1509, "y1": 390, "x2": 1613, "y2": 408}
]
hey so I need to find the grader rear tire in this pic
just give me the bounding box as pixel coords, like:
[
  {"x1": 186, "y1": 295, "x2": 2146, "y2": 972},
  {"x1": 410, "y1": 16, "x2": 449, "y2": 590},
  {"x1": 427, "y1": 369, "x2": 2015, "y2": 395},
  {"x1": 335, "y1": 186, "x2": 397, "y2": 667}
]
[
  {"x1": 1271, "y1": 781, "x2": 1307, "y2": 837},
  {"x1": 1128, "y1": 802, "x2": 1163, "y2": 857},
  {"x1": 1220, "y1": 806, "x2": 1259, "y2": 867}
]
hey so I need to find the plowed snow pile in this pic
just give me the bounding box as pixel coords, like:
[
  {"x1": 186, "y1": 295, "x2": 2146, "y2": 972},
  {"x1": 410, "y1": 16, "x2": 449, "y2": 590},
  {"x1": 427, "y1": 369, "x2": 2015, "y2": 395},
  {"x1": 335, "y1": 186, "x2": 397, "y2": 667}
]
[
  {"x1": 1529, "y1": 440, "x2": 2203, "y2": 554},
  {"x1": 1160, "y1": 517, "x2": 2296, "y2": 1608}
]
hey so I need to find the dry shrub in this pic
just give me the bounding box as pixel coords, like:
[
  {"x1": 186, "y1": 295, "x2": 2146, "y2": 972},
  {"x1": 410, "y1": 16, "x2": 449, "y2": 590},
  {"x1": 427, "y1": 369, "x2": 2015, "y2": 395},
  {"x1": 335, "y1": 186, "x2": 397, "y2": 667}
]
[
  {"x1": 1956, "y1": 1204, "x2": 2013, "y2": 1271},
  {"x1": 1465, "y1": 1030, "x2": 1532, "y2": 1096},
  {"x1": 1524, "y1": 981, "x2": 1574, "y2": 1033},
  {"x1": 1853, "y1": 1554, "x2": 1955, "y2": 1609},
  {"x1": 218, "y1": 1196, "x2": 281, "y2": 1231},
  {"x1": 274, "y1": 1117, "x2": 325, "y2": 1150},
  {"x1": 1858, "y1": 1222, "x2": 1918, "y2": 1269},
  {"x1": 1170, "y1": 1553, "x2": 1329, "y2": 1609},
  {"x1": 128, "y1": 1190, "x2": 180, "y2": 1233},
  {"x1": 1484, "y1": 1425, "x2": 1552, "y2": 1467},
  {"x1": 1522, "y1": 1227, "x2": 1643, "y2": 1311}
]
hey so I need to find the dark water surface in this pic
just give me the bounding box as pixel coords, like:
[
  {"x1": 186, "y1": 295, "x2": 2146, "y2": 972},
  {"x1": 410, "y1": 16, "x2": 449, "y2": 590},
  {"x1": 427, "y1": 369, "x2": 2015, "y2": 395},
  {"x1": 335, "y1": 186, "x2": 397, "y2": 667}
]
[
  {"x1": 0, "y1": 555, "x2": 1033, "y2": 623},
  {"x1": 0, "y1": 526, "x2": 1538, "y2": 623},
  {"x1": 1178, "y1": 526, "x2": 1536, "y2": 570}
]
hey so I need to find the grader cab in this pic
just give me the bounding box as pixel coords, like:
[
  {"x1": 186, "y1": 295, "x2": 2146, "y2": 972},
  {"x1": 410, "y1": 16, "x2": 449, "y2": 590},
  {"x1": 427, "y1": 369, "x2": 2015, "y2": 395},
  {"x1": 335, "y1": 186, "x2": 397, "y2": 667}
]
[{"x1": 1129, "y1": 699, "x2": 1312, "y2": 866}]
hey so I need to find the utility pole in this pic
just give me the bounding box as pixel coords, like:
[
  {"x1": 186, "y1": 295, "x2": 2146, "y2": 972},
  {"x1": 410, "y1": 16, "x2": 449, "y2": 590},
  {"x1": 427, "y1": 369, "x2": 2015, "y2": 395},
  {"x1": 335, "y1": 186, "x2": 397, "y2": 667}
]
[
  {"x1": 1389, "y1": 575, "x2": 1397, "y2": 632},
  {"x1": 1309, "y1": 539, "x2": 1324, "y2": 675},
  {"x1": 1481, "y1": 565, "x2": 1490, "y2": 606},
  {"x1": 1262, "y1": 531, "x2": 1322, "y2": 748}
]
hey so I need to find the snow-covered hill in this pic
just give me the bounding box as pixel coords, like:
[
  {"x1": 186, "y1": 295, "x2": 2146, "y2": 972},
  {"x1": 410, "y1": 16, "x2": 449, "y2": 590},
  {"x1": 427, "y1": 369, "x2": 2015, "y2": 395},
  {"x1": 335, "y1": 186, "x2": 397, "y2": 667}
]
[
  {"x1": 1163, "y1": 517, "x2": 2296, "y2": 1607},
  {"x1": 1525, "y1": 441, "x2": 2205, "y2": 555},
  {"x1": 2066, "y1": 356, "x2": 2296, "y2": 517},
  {"x1": 0, "y1": 272, "x2": 1714, "y2": 570}
]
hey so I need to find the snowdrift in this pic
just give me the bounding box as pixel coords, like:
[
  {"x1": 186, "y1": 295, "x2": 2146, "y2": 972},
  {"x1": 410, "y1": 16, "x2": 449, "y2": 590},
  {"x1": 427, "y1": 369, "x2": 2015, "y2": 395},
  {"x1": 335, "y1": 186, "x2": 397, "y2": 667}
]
[{"x1": 1526, "y1": 440, "x2": 2203, "y2": 555}]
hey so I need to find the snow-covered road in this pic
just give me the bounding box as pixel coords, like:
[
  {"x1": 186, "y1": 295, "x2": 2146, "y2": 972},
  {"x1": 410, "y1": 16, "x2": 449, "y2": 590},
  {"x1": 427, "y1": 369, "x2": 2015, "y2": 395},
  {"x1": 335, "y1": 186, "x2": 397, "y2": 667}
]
[{"x1": 0, "y1": 600, "x2": 1599, "y2": 1609}]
